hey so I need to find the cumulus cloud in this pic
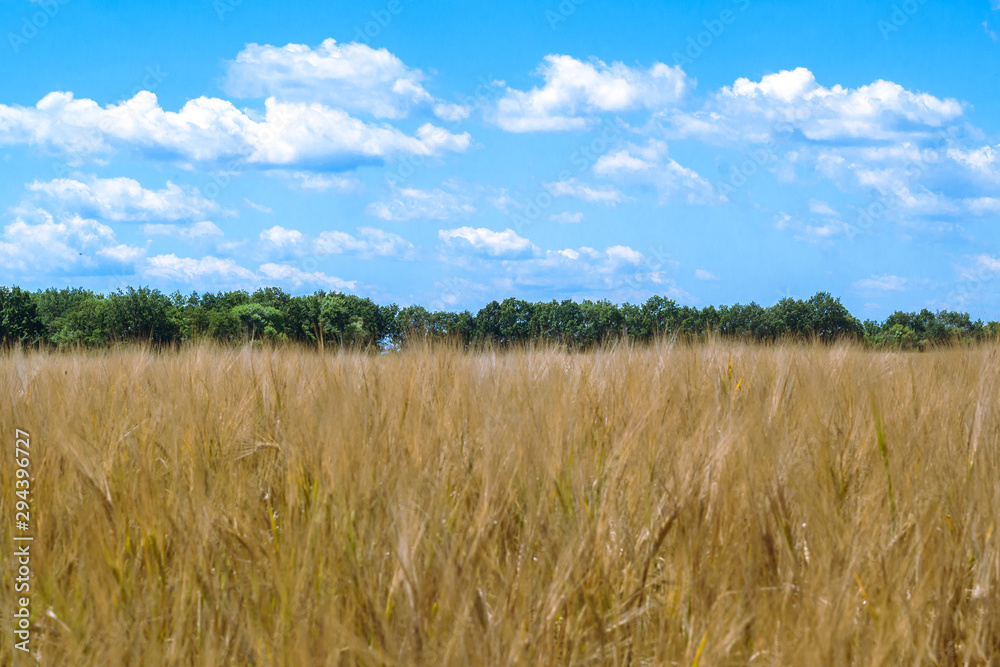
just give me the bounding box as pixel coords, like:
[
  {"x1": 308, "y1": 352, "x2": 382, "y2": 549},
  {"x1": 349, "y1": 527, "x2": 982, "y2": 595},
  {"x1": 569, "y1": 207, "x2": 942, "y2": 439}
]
[
  {"x1": 493, "y1": 55, "x2": 689, "y2": 132},
  {"x1": 593, "y1": 140, "x2": 715, "y2": 204},
  {"x1": 283, "y1": 171, "x2": 361, "y2": 192},
  {"x1": 259, "y1": 225, "x2": 303, "y2": 248},
  {"x1": 853, "y1": 274, "x2": 908, "y2": 291},
  {"x1": 224, "y1": 39, "x2": 470, "y2": 124},
  {"x1": 315, "y1": 227, "x2": 414, "y2": 258},
  {"x1": 257, "y1": 263, "x2": 356, "y2": 290},
  {"x1": 145, "y1": 254, "x2": 255, "y2": 282},
  {"x1": 0, "y1": 210, "x2": 144, "y2": 276},
  {"x1": 366, "y1": 184, "x2": 476, "y2": 221},
  {"x1": 493, "y1": 244, "x2": 693, "y2": 303},
  {"x1": 26, "y1": 176, "x2": 220, "y2": 221},
  {"x1": 438, "y1": 226, "x2": 533, "y2": 257},
  {"x1": 808, "y1": 199, "x2": 838, "y2": 216},
  {"x1": 224, "y1": 39, "x2": 436, "y2": 119},
  {"x1": 257, "y1": 225, "x2": 414, "y2": 259},
  {"x1": 545, "y1": 178, "x2": 626, "y2": 206},
  {"x1": 549, "y1": 211, "x2": 583, "y2": 223},
  {"x1": 695, "y1": 67, "x2": 964, "y2": 144},
  {"x1": 433, "y1": 102, "x2": 472, "y2": 122},
  {"x1": 0, "y1": 91, "x2": 471, "y2": 171},
  {"x1": 142, "y1": 220, "x2": 224, "y2": 240},
  {"x1": 606, "y1": 245, "x2": 643, "y2": 265},
  {"x1": 694, "y1": 269, "x2": 719, "y2": 281},
  {"x1": 654, "y1": 68, "x2": 1000, "y2": 221},
  {"x1": 140, "y1": 253, "x2": 358, "y2": 291}
]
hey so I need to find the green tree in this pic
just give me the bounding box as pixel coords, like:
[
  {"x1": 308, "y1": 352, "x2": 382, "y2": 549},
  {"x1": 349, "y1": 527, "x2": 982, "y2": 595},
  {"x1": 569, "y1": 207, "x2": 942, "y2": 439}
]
[
  {"x1": 0, "y1": 286, "x2": 44, "y2": 345},
  {"x1": 807, "y1": 292, "x2": 862, "y2": 341},
  {"x1": 103, "y1": 287, "x2": 179, "y2": 344},
  {"x1": 319, "y1": 293, "x2": 385, "y2": 347},
  {"x1": 231, "y1": 303, "x2": 286, "y2": 340}
]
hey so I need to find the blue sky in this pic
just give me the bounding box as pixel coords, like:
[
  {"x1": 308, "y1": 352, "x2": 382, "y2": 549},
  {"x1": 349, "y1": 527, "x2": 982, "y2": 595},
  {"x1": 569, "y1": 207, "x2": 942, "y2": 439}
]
[{"x1": 2, "y1": 0, "x2": 1000, "y2": 320}]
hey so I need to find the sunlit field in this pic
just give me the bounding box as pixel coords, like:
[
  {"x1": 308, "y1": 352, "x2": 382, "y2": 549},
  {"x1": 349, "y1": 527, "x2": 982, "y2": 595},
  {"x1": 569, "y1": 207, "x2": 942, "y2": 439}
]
[{"x1": 2, "y1": 341, "x2": 998, "y2": 665}]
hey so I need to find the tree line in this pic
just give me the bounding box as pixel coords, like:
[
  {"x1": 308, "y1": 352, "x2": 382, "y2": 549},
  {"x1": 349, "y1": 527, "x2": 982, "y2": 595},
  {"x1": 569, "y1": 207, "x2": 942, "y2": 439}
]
[{"x1": 0, "y1": 285, "x2": 996, "y2": 350}]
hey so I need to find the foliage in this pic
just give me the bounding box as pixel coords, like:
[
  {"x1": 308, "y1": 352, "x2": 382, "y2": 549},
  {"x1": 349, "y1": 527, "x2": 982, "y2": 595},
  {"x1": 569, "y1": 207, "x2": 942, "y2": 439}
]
[
  {"x1": 3, "y1": 285, "x2": 997, "y2": 350},
  {"x1": 0, "y1": 285, "x2": 44, "y2": 344}
]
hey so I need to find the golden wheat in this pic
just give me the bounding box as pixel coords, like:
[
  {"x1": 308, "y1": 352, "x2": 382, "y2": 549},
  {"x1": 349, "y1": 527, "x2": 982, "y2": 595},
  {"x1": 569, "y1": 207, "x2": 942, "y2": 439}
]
[{"x1": 1, "y1": 339, "x2": 998, "y2": 665}]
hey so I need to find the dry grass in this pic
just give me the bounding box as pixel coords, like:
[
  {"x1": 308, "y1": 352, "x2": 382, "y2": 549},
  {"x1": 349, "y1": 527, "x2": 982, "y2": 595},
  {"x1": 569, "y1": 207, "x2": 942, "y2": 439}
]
[{"x1": 1, "y1": 340, "x2": 999, "y2": 665}]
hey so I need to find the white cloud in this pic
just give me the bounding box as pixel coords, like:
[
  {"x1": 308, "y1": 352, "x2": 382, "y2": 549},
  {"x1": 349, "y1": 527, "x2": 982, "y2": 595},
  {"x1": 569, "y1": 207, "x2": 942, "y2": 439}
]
[
  {"x1": 594, "y1": 150, "x2": 652, "y2": 172},
  {"x1": 260, "y1": 225, "x2": 303, "y2": 247},
  {"x1": 593, "y1": 140, "x2": 715, "y2": 204},
  {"x1": 493, "y1": 55, "x2": 689, "y2": 132},
  {"x1": 244, "y1": 198, "x2": 272, "y2": 213},
  {"x1": 546, "y1": 178, "x2": 626, "y2": 206},
  {"x1": 549, "y1": 211, "x2": 583, "y2": 223},
  {"x1": 257, "y1": 263, "x2": 355, "y2": 290},
  {"x1": 694, "y1": 269, "x2": 719, "y2": 281},
  {"x1": 853, "y1": 274, "x2": 908, "y2": 291},
  {"x1": 27, "y1": 176, "x2": 219, "y2": 221},
  {"x1": 224, "y1": 39, "x2": 436, "y2": 119},
  {"x1": 140, "y1": 252, "x2": 357, "y2": 290},
  {"x1": 0, "y1": 91, "x2": 471, "y2": 170},
  {"x1": 605, "y1": 245, "x2": 643, "y2": 265},
  {"x1": 433, "y1": 102, "x2": 472, "y2": 122},
  {"x1": 966, "y1": 197, "x2": 1000, "y2": 214},
  {"x1": 285, "y1": 171, "x2": 361, "y2": 192},
  {"x1": 314, "y1": 227, "x2": 414, "y2": 258},
  {"x1": 479, "y1": 244, "x2": 694, "y2": 303},
  {"x1": 145, "y1": 254, "x2": 255, "y2": 282},
  {"x1": 438, "y1": 226, "x2": 533, "y2": 257},
  {"x1": 947, "y1": 144, "x2": 1000, "y2": 180},
  {"x1": 0, "y1": 210, "x2": 144, "y2": 276},
  {"x1": 670, "y1": 67, "x2": 963, "y2": 145},
  {"x1": 808, "y1": 199, "x2": 838, "y2": 216},
  {"x1": 797, "y1": 220, "x2": 851, "y2": 243},
  {"x1": 142, "y1": 220, "x2": 224, "y2": 240},
  {"x1": 367, "y1": 185, "x2": 475, "y2": 221}
]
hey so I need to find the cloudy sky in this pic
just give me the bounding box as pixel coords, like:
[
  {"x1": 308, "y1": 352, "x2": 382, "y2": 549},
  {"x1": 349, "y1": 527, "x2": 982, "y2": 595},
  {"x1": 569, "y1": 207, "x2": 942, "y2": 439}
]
[{"x1": 2, "y1": 0, "x2": 1000, "y2": 319}]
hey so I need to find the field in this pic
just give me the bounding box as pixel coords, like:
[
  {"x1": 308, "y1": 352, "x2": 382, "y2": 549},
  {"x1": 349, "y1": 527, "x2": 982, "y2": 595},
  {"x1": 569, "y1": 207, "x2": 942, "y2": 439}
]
[{"x1": 1, "y1": 341, "x2": 998, "y2": 665}]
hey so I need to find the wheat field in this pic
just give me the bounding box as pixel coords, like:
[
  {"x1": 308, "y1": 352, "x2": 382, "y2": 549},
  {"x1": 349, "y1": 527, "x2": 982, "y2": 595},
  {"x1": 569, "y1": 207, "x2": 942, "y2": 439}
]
[{"x1": 1, "y1": 340, "x2": 998, "y2": 665}]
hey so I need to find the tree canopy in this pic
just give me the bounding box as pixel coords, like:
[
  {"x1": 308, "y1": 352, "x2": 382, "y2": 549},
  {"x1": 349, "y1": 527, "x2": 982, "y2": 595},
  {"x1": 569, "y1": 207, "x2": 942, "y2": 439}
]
[{"x1": 1, "y1": 285, "x2": 995, "y2": 351}]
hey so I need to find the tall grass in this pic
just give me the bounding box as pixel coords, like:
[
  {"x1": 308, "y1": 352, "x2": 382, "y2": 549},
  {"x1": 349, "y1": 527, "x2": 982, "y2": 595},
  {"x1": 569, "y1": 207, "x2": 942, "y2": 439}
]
[{"x1": 1, "y1": 339, "x2": 998, "y2": 664}]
